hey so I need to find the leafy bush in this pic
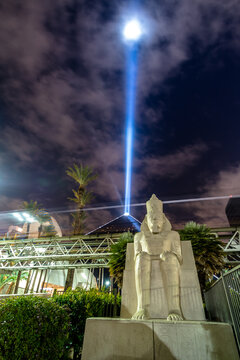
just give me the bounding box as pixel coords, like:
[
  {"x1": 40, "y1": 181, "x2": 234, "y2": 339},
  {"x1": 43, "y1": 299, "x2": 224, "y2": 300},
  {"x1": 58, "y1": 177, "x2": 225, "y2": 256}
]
[
  {"x1": 53, "y1": 288, "x2": 121, "y2": 359},
  {"x1": 109, "y1": 232, "x2": 134, "y2": 287},
  {"x1": 0, "y1": 296, "x2": 70, "y2": 360}
]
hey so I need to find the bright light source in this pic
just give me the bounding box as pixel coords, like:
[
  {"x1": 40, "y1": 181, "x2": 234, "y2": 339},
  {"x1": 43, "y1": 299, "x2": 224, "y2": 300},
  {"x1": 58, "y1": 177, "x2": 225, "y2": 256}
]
[
  {"x1": 123, "y1": 19, "x2": 142, "y2": 41},
  {"x1": 105, "y1": 280, "x2": 110, "y2": 286},
  {"x1": 124, "y1": 212, "x2": 129, "y2": 216},
  {"x1": 12, "y1": 213, "x2": 24, "y2": 222},
  {"x1": 22, "y1": 212, "x2": 36, "y2": 223}
]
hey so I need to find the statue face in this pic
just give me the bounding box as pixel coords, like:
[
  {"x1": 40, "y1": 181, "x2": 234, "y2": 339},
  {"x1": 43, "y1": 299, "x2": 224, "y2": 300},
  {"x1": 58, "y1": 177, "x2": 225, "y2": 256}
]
[{"x1": 147, "y1": 207, "x2": 164, "y2": 234}]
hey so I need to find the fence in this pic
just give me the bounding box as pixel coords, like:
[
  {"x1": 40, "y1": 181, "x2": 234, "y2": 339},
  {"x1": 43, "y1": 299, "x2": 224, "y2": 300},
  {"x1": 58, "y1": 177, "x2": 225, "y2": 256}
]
[{"x1": 204, "y1": 265, "x2": 240, "y2": 351}]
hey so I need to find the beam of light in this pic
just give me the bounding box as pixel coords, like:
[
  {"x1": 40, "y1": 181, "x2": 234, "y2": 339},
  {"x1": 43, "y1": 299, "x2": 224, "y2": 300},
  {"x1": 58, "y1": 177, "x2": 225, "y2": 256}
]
[
  {"x1": 3, "y1": 194, "x2": 238, "y2": 217},
  {"x1": 124, "y1": 42, "x2": 138, "y2": 215}
]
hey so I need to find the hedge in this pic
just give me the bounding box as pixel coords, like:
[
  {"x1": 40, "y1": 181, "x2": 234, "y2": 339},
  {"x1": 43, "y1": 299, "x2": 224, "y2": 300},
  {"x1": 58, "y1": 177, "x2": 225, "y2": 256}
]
[
  {"x1": 0, "y1": 296, "x2": 70, "y2": 360},
  {"x1": 53, "y1": 288, "x2": 121, "y2": 359}
]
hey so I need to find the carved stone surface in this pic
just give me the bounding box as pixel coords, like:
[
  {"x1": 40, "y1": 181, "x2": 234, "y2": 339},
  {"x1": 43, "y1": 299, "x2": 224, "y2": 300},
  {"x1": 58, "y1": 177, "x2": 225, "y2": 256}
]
[
  {"x1": 121, "y1": 241, "x2": 205, "y2": 320},
  {"x1": 130, "y1": 194, "x2": 199, "y2": 320},
  {"x1": 82, "y1": 318, "x2": 239, "y2": 360}
]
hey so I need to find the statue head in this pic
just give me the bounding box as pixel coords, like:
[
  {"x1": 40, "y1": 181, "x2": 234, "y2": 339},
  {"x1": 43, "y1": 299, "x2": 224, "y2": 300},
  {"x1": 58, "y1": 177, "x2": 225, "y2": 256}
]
[{"x1": 146, "y1": 194, "x2": 164, "y2": 234}]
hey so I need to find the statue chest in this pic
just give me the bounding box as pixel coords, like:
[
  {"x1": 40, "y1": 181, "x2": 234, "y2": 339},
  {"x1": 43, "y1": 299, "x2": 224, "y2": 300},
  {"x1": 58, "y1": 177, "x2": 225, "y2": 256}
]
[{"x1": 141, "y1": 234, "x2": 170, "y2": 255}]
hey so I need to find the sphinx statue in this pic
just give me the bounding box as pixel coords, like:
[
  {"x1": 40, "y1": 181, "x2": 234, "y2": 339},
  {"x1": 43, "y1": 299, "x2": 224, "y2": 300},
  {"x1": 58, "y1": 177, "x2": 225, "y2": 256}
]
[{"x1": 132, "y1": 194, "x2": 183, "y2": 321}]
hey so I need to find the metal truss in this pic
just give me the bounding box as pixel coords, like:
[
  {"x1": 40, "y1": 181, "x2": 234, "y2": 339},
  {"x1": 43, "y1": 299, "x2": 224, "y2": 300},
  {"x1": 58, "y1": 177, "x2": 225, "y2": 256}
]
[
  {"x1": 1, "y1": 227, "x2": 240, "y2": 271},
  {"x1": 211, "y1": 227, "x2": 240, "y2": 265},
  {"x1": 222, "y1": 229, "x2": 240, "y2": 264},
  {"x1": 0, "y1": 234, "x2": 120, "y2": 270}
]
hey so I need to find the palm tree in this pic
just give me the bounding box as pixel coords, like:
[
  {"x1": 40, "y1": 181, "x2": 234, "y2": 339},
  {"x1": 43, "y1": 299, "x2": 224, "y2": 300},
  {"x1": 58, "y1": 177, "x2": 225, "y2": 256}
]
[
  {"x1": 65, "y1": 164, "x2": 97, "y2": 291},
  {"x1": 66, "y1": 164, "x2": 97, "y2": 196},
  {"x1": 66, "y1": 164, "x2": 97, "y2": 235},
  {"x1": 179, "y1": 221, "x2": 225, "y2": 291},
  {"x1": 22, "y1": 201, "x2": 51, "y2": 237},
  {"x1": 109, "y1": 232, "x2": 134, "y2": 288},
  {"x1": 0, "y1": 271, "x2": 28, "y2": 294}
]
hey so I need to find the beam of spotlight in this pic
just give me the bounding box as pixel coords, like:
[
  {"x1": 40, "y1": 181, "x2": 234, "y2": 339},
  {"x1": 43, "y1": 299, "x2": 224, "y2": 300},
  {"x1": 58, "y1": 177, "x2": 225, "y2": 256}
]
[{"x1": 123, "y1": 19, "x2": 142, "y2": 215}]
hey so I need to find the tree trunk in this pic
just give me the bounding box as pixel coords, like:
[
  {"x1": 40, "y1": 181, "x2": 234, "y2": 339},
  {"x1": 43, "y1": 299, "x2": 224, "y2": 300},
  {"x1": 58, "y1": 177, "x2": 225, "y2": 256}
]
[
  {"x1": 14, "y1": 270, "x2": 22, "y2": 294},
  {"x1": 64, "y1": 268, "x2": 75, "y2": 291},
  {"x1": 6, "y1": 282, "x2": 15, "y2": 294},
  {"x1": 24, "y1": 270, "x2": 32, "y2": 294}
]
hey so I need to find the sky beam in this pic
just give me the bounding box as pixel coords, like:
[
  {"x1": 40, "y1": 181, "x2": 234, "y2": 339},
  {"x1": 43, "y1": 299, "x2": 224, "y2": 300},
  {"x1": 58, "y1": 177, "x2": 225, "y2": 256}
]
[{"x1": 124, "y1": 42, "x2": 138, "y2": 215}]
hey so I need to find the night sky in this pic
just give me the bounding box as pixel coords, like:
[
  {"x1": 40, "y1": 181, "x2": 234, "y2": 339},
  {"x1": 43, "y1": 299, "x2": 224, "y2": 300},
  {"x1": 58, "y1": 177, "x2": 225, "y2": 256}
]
[{"x1": 0, "y1": 0, "x2": 240, "y2": 234}]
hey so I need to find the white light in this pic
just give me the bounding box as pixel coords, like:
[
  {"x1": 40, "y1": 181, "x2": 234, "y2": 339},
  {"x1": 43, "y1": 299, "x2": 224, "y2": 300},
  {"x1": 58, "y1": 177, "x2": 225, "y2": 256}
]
[
  {"x1": 105, "y1": 280, "x2": 110, "y2": 286},
  {"x1": 124, "y1": 212, "x2": 129, "y2": 216},
  {"x1": 37, "y1": 247, "x2": 46, "y2": 253},
  {"x1": 16, "y1": 227, "x2": 23, "y2": 233},
  {"x1": 123, "y1": 19, "x2": 142, "y2": 41},
  {"x1": 81, "y1": 272, "x2": 87, "y2": 280},
  {"x1": 12, "y1": 213, "x2": 24, "y2": 221},
  {"x1": 22, "y1": 212, "x2": 36, "y2": 223}
]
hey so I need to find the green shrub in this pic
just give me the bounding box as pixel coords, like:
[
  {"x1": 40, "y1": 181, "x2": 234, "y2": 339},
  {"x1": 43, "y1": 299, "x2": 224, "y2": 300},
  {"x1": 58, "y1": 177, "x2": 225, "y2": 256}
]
[
  {"x1": 0, "y1": 296, "x2": 70, "y2": 360},
  {"x1": 53, "y1": 288, "x2": 121, "y2": 359}
]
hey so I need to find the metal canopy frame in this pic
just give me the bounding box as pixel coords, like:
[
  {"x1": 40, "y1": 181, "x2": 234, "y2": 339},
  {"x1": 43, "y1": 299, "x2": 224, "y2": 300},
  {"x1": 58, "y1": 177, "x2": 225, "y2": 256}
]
[
  {"x1": 0, "y1": 227, "x2": 240, "y2": 271},
  {"x1": 0, "y1": 234, "x2": 120, "y2": 270}
]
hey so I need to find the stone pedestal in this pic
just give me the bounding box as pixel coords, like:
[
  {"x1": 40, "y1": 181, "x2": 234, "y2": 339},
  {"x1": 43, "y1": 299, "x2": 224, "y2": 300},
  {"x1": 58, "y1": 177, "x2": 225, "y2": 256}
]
[
  {"x1": 82, "y1": 318, "x2": 239, "y2": 360},
  {"x1": 121, "y1": 241, "x2": 205, "y2": 320}
]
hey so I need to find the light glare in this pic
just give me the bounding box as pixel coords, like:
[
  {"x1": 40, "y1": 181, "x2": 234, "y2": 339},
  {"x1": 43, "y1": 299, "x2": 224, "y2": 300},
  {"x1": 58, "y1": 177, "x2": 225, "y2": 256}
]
[
  {"x1": 22, "y1": 212, "x2": 36, "y2": 223},
  {"x1": 123, "y1": 19, "x2": 142, "y2": 41},
  {"x1": 12, "y1": 213, "x2": 24, "y2": 221}
]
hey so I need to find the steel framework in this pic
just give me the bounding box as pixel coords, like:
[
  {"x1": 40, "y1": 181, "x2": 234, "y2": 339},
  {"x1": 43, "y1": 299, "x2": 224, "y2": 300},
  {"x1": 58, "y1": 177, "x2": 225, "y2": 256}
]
[
  {"x1": 0, "y1": 234, "x2": 120, "y2": 270},
  {"x1": 0, "y1": 227, "x2": 240, "y2": 271},
  {"x1": 210, "y1": 227, "x2": 240, "y2": 265}
]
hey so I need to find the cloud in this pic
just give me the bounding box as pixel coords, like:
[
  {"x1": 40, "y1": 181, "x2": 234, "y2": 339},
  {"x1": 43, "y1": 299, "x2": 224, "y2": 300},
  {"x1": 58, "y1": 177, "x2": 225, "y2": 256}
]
[
  {"x1": 0, "y1": 0, "x2": 240, "y2": 233},
  {"x1": 176, "y1": 165, "x2": 240, "y2": 228},
  {"x1": 141, "y1": 142, "x2": 208, "y2": 179}
]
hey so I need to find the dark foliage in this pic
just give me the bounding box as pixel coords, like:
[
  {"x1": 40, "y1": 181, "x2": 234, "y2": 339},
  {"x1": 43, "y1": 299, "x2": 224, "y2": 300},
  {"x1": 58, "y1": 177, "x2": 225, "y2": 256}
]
[
  {"x1": 109, "y1": 232, "x2": 134, "y2": 288},
  {"x1": 0, "y1": 296, "x2": 70, "y2": 360},
  {"x1": 53, "y1": 288, "x2": 121, "y2": 359}
]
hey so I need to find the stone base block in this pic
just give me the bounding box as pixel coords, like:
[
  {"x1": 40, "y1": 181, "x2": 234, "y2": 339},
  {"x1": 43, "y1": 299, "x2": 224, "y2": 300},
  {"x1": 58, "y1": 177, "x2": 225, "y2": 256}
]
[{"x1": 81, "y1": 318, "x2": 239, "y2": 360}]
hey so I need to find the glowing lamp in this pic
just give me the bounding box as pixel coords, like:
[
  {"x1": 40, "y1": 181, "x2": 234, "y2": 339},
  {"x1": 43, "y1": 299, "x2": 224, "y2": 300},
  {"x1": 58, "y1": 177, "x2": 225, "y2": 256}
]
[{"x1": 123, "y1": 19, "x2": 142, "y2": 41}]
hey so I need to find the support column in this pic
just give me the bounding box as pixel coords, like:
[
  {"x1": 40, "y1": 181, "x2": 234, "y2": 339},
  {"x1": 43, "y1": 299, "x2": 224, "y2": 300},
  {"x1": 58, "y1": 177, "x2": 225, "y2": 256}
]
[
  {"x1": 31, "y1": 270, "x2": 38, "y2": 293},
  {"x1": 40, "y1": 269, "x2": 48, "y2": 293},
  {"x1": 24, "y1": 270, "x2": 32, "y2": 294},
  {"x1": 36, "y1": 270, "x2": 43, "y2": 293},
  {"x1": 14, "y1": 270, "x2": 22, "y2": 294}
]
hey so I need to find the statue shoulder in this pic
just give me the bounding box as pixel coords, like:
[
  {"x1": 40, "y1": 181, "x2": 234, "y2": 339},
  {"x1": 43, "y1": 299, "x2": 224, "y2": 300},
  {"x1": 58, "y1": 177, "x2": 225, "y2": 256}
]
[
  {"x1": 167, "y1": 230, "x2": 180, "y2": 241},
  {"x1": 134, "y1": 231, "x2": 144, "y2": 242}
]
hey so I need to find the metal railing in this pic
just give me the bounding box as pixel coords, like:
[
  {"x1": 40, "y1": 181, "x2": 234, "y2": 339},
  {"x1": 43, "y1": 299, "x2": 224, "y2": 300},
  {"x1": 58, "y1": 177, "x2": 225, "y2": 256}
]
[{"x1": 205, "y1": 265, "x2": 240, "y2": 351}]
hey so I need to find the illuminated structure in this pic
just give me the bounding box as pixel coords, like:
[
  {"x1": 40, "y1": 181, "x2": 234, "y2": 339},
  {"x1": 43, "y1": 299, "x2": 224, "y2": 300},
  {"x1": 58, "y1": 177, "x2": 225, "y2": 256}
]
[
  {"x1": 8, "y1": 214, "x2": 62, "y2": 238},
  {"x1": 123, "y1": 19, "x2": 142, "y2": 215}
]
